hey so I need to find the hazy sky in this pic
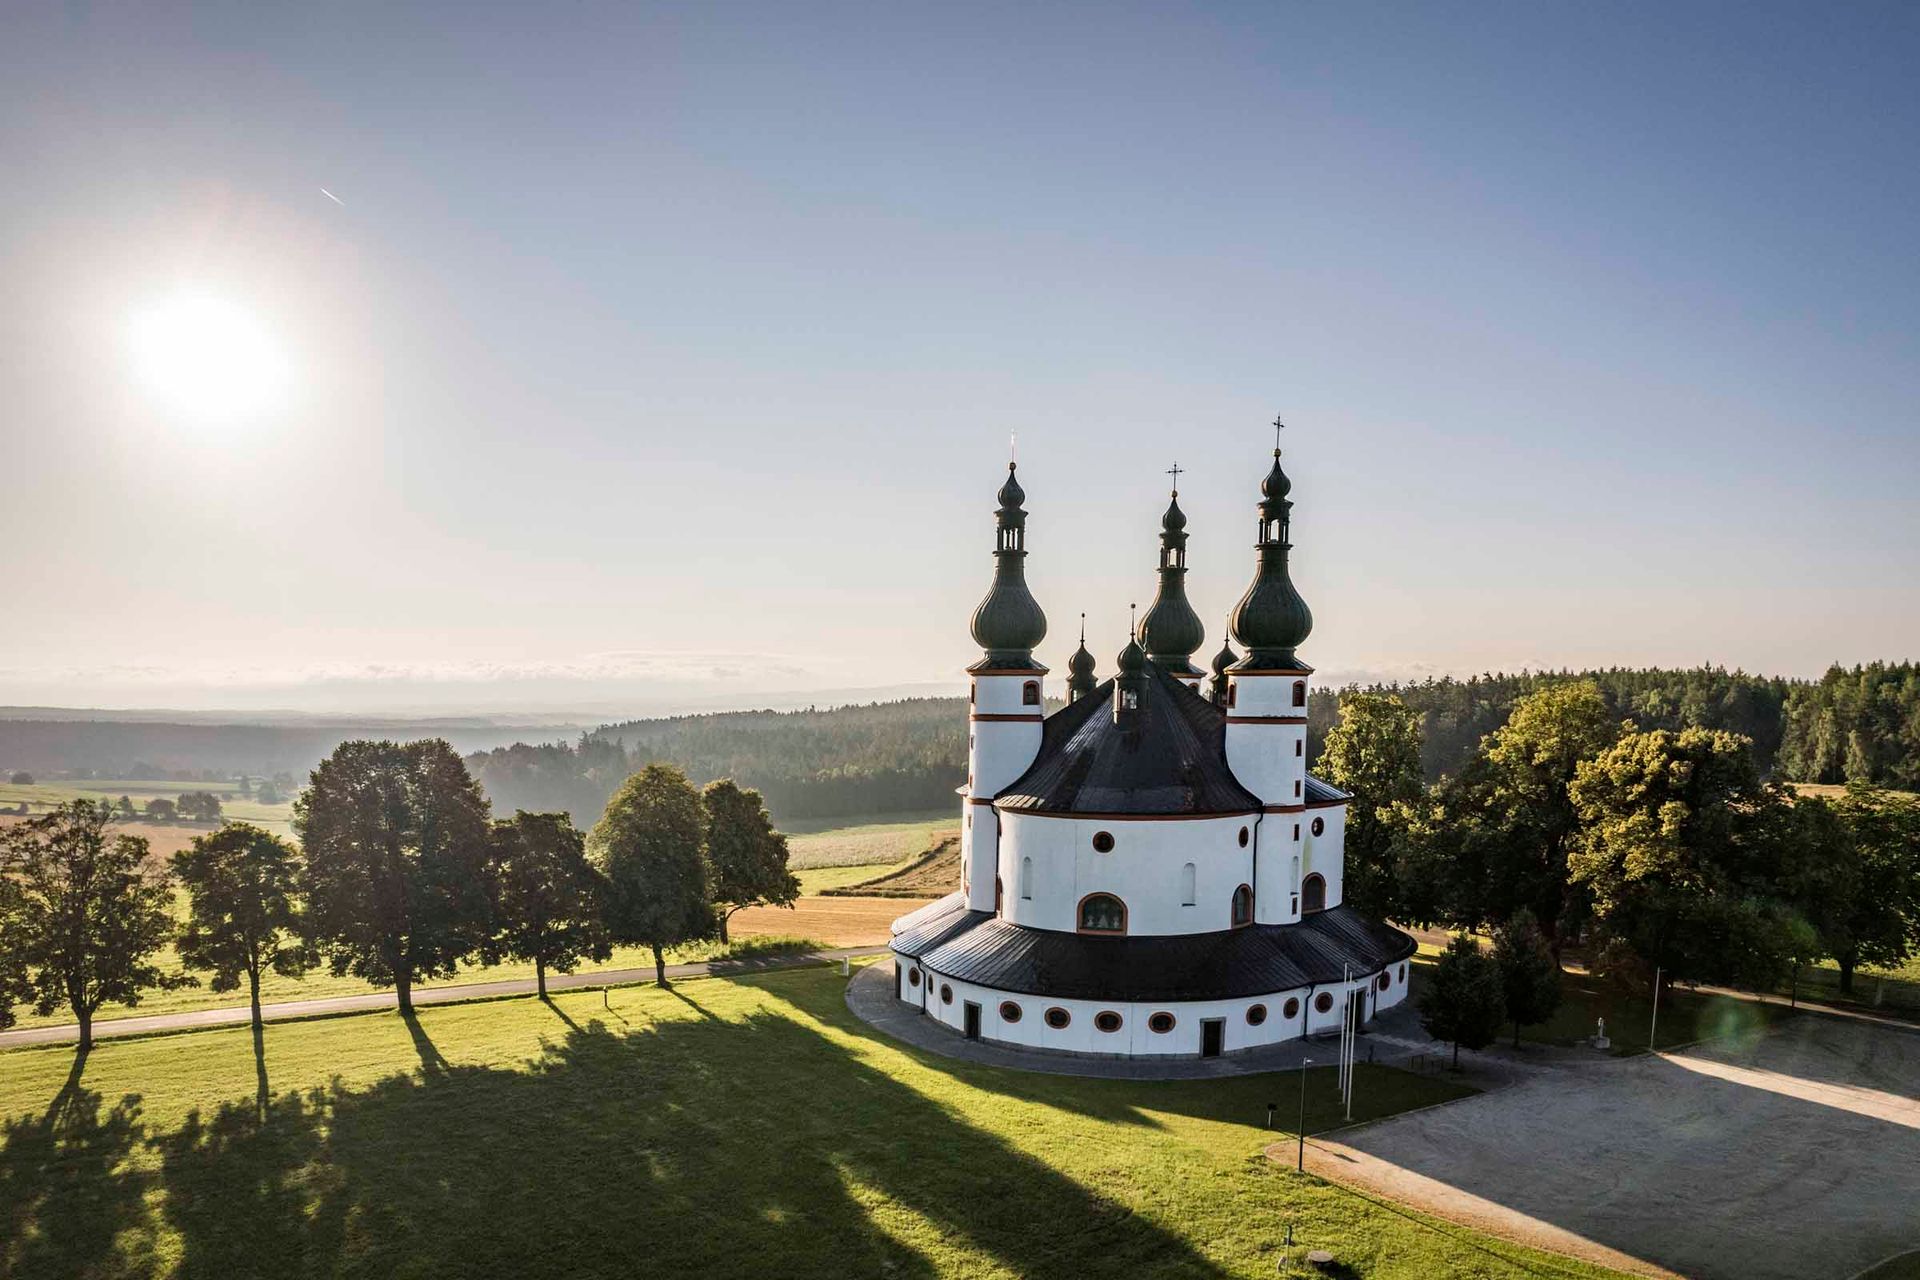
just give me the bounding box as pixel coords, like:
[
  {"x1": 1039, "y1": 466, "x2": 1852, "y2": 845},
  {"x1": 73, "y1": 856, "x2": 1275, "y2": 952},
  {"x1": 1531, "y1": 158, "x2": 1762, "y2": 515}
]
[{"x1": 4, "y1": 2, "x2": 1917, "y2": 716}]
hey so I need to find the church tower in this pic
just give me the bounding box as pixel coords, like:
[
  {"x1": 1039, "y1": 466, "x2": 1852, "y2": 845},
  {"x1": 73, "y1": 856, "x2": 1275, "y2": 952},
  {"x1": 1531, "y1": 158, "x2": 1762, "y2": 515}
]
[
  {"x1": 1137, "y1": 474, "x2": 1206, "y2": 689},
  {"x1": 1065, "y1": 614, "x2": 1097, "y2": 703},
  {"x1": 962, "y1": 461, "x2": 1048, "y2": 913},
  {"x1": 1224, "y1": 432, "x2": 1315, "y2": 924}
]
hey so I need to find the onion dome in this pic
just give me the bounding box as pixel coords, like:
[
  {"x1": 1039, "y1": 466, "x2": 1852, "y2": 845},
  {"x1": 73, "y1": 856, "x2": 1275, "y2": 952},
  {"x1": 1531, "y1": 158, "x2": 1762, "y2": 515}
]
[
  {"x1": 969, "y1": 462, "x2": 1049, "y2": 671},
  {"x1": 1113, "y1": 610, "x2": 1148, "y2": 723},
  {"x1": 1137, "y1": 482, "x2": 1205, "y2": 676},
  {"x1": 1208, "y1": 624, "x2": 1238, "y2": 705},
  {"x1": 1066, "y1": 613, "x2": 1098, "y2": 703},
  {"x1": 1229, "y1": 439, "x2": 1313, "y2": 670}
]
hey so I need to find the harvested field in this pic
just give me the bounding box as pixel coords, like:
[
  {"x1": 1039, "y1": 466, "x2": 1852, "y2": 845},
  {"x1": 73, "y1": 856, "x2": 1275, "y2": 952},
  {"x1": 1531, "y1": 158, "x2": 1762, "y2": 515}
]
[
  {"x1": 729, "y1": 894, "x2": 933, "y2": 946},
  {"x1": 822, "y1": 835, "x2": 959, "y2": 898}
]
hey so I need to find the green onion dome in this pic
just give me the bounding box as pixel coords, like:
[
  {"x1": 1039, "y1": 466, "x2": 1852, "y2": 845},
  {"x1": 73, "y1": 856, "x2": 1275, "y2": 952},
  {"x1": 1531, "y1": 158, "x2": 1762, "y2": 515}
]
[
  {"x1": 1208, "y1": 627, "x2": 1238, "y2": 705},
  {"x1": 1138, "y1": 489, "x2": 1205, "y2": 675},
  {"x1": 1229, "y1": 448, "x2": 1313, "y2": 669},
  {"x1": 1116, "y1": 633, "x2": 1147, "y2": 679},
  {"x1": 969, "y1": 462, "x2": 1048, "y2": 668}
]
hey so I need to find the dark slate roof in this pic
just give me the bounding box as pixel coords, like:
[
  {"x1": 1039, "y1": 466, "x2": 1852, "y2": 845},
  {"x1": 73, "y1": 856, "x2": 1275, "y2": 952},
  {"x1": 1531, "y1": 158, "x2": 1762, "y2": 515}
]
[
  {"x1": 890, "y1": 891, "x2": 994, "y2": 958},
  {"x1": 1305, "y1": 776, "x2": 1350, "y2": 805},
  {"x1": 994, "y1": 662, "x2": 1262, "y2": 816},
  {"x1": 913, "y1": 906, "x2": 1415, "y2": 1002}
]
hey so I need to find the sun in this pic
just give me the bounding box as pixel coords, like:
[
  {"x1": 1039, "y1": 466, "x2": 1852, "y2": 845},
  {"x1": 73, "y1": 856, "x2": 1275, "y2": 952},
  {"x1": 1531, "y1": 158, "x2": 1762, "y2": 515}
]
[{"x1": 127, "y1": 293, "x2": 290, "y2": 423}]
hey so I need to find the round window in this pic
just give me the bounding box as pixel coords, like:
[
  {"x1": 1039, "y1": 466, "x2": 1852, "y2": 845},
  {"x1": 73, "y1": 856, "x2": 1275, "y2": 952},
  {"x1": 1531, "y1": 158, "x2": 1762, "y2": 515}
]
[
  {"x1": 1376, "y1": 972, "x2": 1391, "y2": 992},
  {"x1": 1313, "y1": 992, "x2": 1333, "y2": 1014},
  {"x1": 1399, "y1": 963, "x2": 1408, "y2": 982},
  {"x1": 1044, "y1": 1007, "x2": 1071, "y2": 1029},
  {"x1": 1147, "y1": 1012, "x2": 1175, "y2": 1034},
  {"x1": 999, "y1": 1001, "x2": 1022, "y2": 1023},
  {"x1": 1094, "y1": 1011, "x2": 1123, "y2": 1033},
  {"x1": 940, "y1": 983, "x2": 954, "y2": 1004},
  {"x1": 1238, "y1": 826, "x2": 1249, "y2": 848},
  {"x1": 1091, "y1": 830, "x2": 1115, "y2": 853},
  {"x1": 1246, "y1": 1003, "x2": 1267, "y2": 1026},
  {"x1": 1311, "y1": 817, "x2": 1325, "y2": 837},
  {"x1": 907, "y1": 968, "x2": 920, "y2": 987},
  {"x1": 1282, "y1": 997, "x2": 1300, "y2": 1019}
]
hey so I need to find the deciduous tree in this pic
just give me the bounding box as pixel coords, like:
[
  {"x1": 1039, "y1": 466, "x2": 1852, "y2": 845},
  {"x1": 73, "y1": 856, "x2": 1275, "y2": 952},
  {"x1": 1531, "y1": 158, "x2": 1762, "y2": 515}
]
[
  {"x1": 295, "y1": 740, "x2": 494, "y2": 1015},
  {"x1": 145, "y1": 797, "x2": 177, "y2": 822},
  {"x1": 1491, "y1": 910, "x2": 1561, "y2": 1047},
  {"x1": 172, "y1": 822, "x2": 312, "y2": 1031},
  {"x1": 592, "y1": 764, "x2": 713, "y2": 984},
  {"x1": 702, "y1": 779, "x2": 799, "y2": 943},
  {"x1": 1316, "y1": 692, "x2": 1424, "y2": 919},
  {"x1": 0, "y1": 800, "x2": 184, "y2": 1051},
  {"x1": 486, "y1": 810, "x2": 609, "y2": 999},
  {"x1": 1794, "y1": 787, "x2": 1920, "y2": 994},
  {"x1": 1418, "y1": 934, "x2": 1506, "y2": 1068}
]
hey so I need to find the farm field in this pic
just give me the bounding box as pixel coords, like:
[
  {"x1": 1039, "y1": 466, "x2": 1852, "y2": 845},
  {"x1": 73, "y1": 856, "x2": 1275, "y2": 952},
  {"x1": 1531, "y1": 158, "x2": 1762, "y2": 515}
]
[
  {"x1": 0, "y1": 778, "x2": 296, "y2": 837},
  {"x1": 786, "y1": 816, "x2": 958, "y2": 869},
  {"x1": 0, "y1": 963, "x2": 1627, "y2": 1280}
]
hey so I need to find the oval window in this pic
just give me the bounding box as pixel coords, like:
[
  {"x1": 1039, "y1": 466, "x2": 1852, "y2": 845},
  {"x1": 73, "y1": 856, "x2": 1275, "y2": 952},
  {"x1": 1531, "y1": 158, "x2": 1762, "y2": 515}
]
[
  {"x1": 1313, "y1": 992, "x2": 1333, "y2": 1014},
  {"x1": 1147, "y1": 1012, "x2": 1175, "y2": 1034},
  {"x1": 1399, "y1": 963, "x2": 1408, "y2": 982},
  {"x1": 1282, "y1": 997, "x2": 1300, "y2": 1019},
  {"x1": 1094, "y1": 1011, "x2": 1123, "y2": 1034},
  {"x1": 1238, "y1": 826, "x2": 1250, "y2": 848},
  {"x1": 1311, "y1": 817, "x2": 1325, "y2": 837},
  {"x1": 907, "y1": 968, "x2": 920, "y2": 987},
  {"x1": 1246, "y1": 1003, "x2": 1268, "y2": 1026},
  {"x1": 999, "y1": 1001, "x2": 1022, "y2": 1023},
  {"x1": 1091, "y1": 830, "x2": 1115, "y2": 853},
  {"x1": 940, "y1": 984, "x2": 954, "y2": 1005},
  {"x1": 1376, "y1": 972, "x2": 1391, "y2": 992},
  {"x1": 1044, "y1": 1007, "x2": 1071, "y2": 1029}
]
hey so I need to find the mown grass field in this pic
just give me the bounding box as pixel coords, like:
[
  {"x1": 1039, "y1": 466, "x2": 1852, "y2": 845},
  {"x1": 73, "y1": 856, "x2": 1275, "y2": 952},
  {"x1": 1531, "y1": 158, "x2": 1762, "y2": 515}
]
[
  {"x1": 786, "y1": 817, "x2": 958, "y2": 870},
  {"x1": 0, "y1": 963, "x2": 1628, "y2": 1280}
]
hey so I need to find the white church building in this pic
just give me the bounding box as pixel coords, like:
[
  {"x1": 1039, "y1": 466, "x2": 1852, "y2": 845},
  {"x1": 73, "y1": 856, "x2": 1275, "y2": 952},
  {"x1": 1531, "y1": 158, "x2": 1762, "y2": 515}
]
[{"x1": 889, "y1": 437, "x2": 1415, "y2": 1059}]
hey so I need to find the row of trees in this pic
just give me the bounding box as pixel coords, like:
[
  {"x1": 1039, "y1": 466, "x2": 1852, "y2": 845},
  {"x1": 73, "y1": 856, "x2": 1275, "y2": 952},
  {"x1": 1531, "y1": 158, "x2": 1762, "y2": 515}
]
[
  {"x1": 1322, "y1": 682, "x2": 1920, "y2": 1003},
  {"x1": 0, "y1": 740, "x2": 800, "y2": 1051},
  {"x1": 1776, "y1": 662, "x2": 1920, "y2": 788}
]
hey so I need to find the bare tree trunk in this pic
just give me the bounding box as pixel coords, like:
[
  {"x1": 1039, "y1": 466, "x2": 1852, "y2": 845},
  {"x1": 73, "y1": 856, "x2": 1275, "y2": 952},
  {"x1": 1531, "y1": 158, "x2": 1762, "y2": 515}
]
[
  {"x1": 395, "y1": 968, "x2": 413, "y2": 1016},
  {"x1": 536, "y1": 957, "x2": 547, "y2": 1001},
  {"x1": 652, "y1": 943, "x2": 667, "y2": 986},
  {"x1": 249, "y1": 964, "x2": 263, "y2": 1032},
  {"x1": 1838, "y1": 954, "x2": 1856, "y2": 996},
  {"x1": 718, "y1": 910, "x2": 731, "y2": 945},
  {"x1": 75, "y1": 1006, "x2": 93, "y2": 1056}
]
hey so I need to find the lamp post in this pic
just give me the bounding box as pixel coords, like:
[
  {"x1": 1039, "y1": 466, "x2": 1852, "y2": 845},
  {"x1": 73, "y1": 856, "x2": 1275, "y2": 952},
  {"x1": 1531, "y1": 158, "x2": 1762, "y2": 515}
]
[
  {"x1": 1649, "y1": 966, "x2": 1662, "y2": 1053},
  {"x1": 1296, "y1": 1056, "x2": 1313, "y2": 1172}
]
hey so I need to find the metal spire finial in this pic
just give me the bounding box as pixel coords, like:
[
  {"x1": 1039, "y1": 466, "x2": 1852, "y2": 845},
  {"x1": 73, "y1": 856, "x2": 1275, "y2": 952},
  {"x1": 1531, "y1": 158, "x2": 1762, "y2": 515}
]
[
  {"x1": 1272, "y1": 413, "x2": 1286, "y2": 456},
  {"x1": 1166, "y1": 461, "x2": 1183, "y2": 494},
  {"x1": 1009, "y1": 431, "x2": 1017, "y2": 469},
  {"x1": 1079, "y1": 611, "x2": 1086, "y2": 644},
  {"x1": 1129, "y1": 602, "x2": 1137, "y2": 638}
]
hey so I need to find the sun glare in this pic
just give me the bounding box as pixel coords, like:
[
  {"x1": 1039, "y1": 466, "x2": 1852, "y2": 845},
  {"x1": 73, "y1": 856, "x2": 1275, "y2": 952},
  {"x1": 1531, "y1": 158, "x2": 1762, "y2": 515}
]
[{"x1": 127, "y1": 293, "x2": 290, "y2": 424}]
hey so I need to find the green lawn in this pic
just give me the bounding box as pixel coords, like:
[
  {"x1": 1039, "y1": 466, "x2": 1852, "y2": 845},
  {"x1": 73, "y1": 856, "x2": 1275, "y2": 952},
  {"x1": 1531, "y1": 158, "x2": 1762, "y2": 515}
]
[
  {"x1": 0, "y1": 964, "x2": 1627, "y2": 1279},
  {"x1": 796, "y1": 861, "x2": 912, "y2": 894},
  {"x1": 1502, "y1": 963, "x2": 1795, "y2": 1054},
  {"x1": 786, "y1": 817, "x2": 957, "y2": 870},
  {"x1": 1857, "y1": 1252, "x2": 1920, "y2": 1280}
]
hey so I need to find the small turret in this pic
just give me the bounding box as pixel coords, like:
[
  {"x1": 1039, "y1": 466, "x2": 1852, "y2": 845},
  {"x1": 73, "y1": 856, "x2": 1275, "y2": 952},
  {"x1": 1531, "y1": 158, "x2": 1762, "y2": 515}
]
[
  {"x1": 1208, "y1": 623, "x2": 1238, "y2": 706},
  {"x1": 1066, "y1": 613, "x2": 1097, "y2": 703},
  {"x1": 1114, "y1": 607, "x2": 1147, "y2": 725},
  {"x1": 969, "y1": 462, "x2": 1048, "y2": 669},
  {"x1": 1138, "y1": 469, "x2": 1206, "y2": 683}
]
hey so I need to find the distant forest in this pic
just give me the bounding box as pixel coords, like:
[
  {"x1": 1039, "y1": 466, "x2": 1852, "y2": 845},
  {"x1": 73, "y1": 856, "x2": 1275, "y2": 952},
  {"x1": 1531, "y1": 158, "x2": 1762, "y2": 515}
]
[
  {"x1": 468, "y1": 664, "x2": 1920, "y2": 827},
  {"x1": 6, "y1": 664, "x2": 1914, "y2": 830}
]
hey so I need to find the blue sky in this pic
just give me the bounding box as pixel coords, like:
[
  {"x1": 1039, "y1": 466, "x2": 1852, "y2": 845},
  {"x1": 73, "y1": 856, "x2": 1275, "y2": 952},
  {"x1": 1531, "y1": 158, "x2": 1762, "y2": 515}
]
[{"x1": 3, "y1": 2, "x2": 1916, "y2": 714}]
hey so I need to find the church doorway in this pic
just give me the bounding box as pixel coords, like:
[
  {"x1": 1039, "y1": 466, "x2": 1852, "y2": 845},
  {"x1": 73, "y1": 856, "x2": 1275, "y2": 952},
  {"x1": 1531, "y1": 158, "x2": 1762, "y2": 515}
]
[
  {"x1": 1201, "y1": 1019, "x2": 1224, "y2": 1058},
  {"x1": 964, "y1": 1002, "x2": 982, "y2": 1040},
  {"x1": 1347, "y1": 988, "x2": 1368, "y2": 1033}
]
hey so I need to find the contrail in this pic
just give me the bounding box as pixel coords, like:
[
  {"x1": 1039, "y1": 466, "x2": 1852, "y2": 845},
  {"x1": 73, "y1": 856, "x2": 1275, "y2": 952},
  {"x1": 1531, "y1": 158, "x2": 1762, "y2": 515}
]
[{"x1": 320, "y1": 187, "x2": 345, "y2": 206}]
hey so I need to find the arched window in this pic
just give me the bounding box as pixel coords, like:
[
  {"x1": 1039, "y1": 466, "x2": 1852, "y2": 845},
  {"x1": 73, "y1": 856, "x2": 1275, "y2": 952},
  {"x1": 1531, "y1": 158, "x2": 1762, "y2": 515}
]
[
  {"x1": 1292, "y1": 680, "x2": 1306, "y2": 707},
  {"x1": 994, "y1": 876, "x2": 1003, "y2": 912},
  {"x1": 1231, "y1": 884, "x2": 1253, "y2": 927},
  {"x1": 1301, "y1": 873, "x2": 1327, "y2": 913},
  {"x1": 1022, "y1": 680, "x2": 1040, "y2": 706},
  {"x1": 1311, "y1": 816, "x2": 1325, "y2": 837},
  {"x1": 969, "y1": 685, "x2": 976, "y2": 705},
  {"x1": 1000, "y1": 1001, "x2": 1023, "y2": 1022},
  {"x1": 1180, "y1": 863, "x2": 1196, "y2": 907},
  {"x1": 1078, "y1": 893, "x2": 1126, "y2": 934},
  {"x1": 1020, "y1": 855, "x2": 1032, "y2": 900},
  {"x1": 1226, "y1": 682, "x2": 1237, "y2": 708},
  {"x1": 1295, "y1": 739, "x2": 1302, "y2": 756}
]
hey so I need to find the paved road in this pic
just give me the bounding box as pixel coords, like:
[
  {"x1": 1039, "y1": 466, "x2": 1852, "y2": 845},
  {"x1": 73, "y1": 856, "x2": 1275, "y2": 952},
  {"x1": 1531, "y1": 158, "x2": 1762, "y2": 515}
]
[
  {"x1": 1308, "y1": 1013, "x2": 1920, "y2": 1280},
  {"x1": 0, "y1": 945, "x2": 889, "y2": 1050}
]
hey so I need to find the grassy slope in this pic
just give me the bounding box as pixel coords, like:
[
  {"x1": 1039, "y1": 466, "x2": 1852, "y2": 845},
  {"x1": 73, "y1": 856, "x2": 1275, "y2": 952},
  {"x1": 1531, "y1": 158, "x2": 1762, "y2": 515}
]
[
  {"x1": 0, "y1": 964, "x2": 1625, "y2": 1280},
  {"x1": 786, "y1": 818, "x2": 958, "y2": 870}
]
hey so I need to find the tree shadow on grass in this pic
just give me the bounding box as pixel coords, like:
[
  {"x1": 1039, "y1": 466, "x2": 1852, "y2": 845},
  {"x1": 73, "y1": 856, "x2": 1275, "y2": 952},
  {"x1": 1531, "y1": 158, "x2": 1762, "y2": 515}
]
[
  {"x1": 148, "y1": 1005, "x2": 1232, "y2": 1280},
  {"x1": 0, "y1": 1051, "x2": 148, "y2": 1280}
]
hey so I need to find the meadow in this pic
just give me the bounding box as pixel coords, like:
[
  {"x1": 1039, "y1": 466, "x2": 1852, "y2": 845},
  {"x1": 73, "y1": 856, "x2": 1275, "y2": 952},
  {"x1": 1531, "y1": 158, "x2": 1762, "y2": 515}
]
[{"x1": 0, "y1": 962, "x2": 1629, "y2": 1280}]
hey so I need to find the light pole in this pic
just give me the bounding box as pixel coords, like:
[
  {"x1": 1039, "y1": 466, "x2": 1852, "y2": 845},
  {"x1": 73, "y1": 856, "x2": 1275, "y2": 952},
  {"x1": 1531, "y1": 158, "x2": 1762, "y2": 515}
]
[
  {"x1": 1295, "y1": 1056, "x2": 1313, "y2": 1172},
  {"x1": 1649, "y1": 966, "x2": 1662, "y2": 1052}
]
